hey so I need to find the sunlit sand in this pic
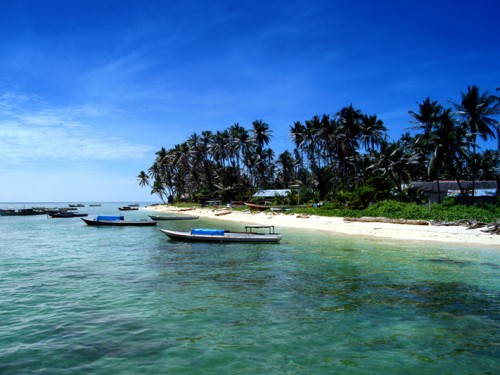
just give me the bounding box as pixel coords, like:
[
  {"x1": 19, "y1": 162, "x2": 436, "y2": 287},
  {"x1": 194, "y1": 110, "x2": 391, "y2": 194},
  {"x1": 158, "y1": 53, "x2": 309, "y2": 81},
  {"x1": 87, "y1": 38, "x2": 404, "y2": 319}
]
[{"x1": 146, "y1": 205, "x2": 500, "y2": 248}]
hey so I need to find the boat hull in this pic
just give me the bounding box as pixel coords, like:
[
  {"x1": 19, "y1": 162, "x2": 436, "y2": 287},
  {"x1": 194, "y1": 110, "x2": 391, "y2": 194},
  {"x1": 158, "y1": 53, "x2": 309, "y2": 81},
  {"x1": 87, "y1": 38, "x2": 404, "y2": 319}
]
[
  {"x1": 159, "y1": 229, "x2": 281, "y2": 243},
  {"x1": 82, "y1": 218, "x2": 157, "y2": 226},
  {"x1": 49, "y1": 213, "x2": 88, "y2": 218},
  {"x1": 0, "y1": 209, "x2": 46, "y2": 216},
  {"x1": 148, "y1": 215, "x2": 199, "y2": 221}
]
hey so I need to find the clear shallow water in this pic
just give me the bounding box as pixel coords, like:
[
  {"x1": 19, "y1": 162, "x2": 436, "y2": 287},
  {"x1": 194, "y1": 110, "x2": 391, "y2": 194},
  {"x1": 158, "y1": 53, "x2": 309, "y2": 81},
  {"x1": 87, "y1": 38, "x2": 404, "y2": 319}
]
[{"x1": 1, "y1": 203, "x2": 499, "y2": 374}]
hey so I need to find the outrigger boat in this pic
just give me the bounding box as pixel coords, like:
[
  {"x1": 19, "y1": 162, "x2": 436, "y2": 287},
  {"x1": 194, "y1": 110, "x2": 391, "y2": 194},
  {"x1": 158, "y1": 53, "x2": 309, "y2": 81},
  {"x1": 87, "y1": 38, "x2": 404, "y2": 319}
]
[
  {"x1": 159, "y1": 225, "x2": 281, "y2": 243},
  {"x1": 148, "y1": 215, "x2": 199, "y2": 221},
  {"x1": 82, "y1": 215, "x2": 157, "y2": 226}
]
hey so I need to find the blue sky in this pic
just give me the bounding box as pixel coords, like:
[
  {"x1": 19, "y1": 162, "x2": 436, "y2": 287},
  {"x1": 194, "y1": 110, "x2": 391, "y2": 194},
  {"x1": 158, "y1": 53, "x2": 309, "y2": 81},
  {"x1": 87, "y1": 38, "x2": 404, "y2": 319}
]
[{"x1": 0, "y1": 0, "x2": 498, "y2": 202}]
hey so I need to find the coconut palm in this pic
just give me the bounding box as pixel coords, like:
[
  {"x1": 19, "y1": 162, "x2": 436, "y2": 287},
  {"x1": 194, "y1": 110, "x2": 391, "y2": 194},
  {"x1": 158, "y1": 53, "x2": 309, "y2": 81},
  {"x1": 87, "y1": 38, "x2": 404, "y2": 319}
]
[
  {"x1": 251, "y1": 120, "x2": 272, "y2": 152},
  {"x1": 137, "y1": 171, "x2": 149, "y2": 187},
  {"x1": 276, "y1": 150, "x2": 295, "y2": 187},
  {"x1": 452, "y1": 85, "x2": 499, "y2": 201},
  {"x1": 360, "y1": 114, "x2": 386, "y2": 152}
]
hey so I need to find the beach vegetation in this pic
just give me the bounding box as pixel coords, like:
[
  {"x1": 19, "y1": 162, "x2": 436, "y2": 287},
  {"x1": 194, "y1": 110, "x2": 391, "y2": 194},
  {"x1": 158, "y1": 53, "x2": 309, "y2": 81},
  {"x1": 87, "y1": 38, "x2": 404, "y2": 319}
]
[{"x1": 295, "y1": 200, "x2": 500, "y2": 223}]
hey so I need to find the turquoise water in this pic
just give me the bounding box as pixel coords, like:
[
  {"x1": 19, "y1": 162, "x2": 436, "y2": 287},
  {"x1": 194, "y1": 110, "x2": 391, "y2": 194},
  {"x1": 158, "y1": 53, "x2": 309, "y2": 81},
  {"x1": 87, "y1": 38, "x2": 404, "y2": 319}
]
[{"x1": 1, "y1": 203, "x2": 499, "y2": 374}]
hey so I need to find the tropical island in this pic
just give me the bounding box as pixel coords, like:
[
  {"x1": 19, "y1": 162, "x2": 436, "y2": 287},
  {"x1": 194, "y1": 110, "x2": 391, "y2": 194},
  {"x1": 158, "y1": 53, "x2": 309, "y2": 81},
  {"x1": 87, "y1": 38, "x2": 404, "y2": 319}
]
[{"x1": 138, "y1": 85, "x2": 500, "y2": 244}]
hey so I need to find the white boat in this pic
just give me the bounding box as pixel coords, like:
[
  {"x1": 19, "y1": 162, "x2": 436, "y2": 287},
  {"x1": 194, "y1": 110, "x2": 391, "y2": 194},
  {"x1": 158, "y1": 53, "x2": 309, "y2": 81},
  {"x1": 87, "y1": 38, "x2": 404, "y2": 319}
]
[{"x1": 159, "y1": 225, "x2": 282, "y2": 243}]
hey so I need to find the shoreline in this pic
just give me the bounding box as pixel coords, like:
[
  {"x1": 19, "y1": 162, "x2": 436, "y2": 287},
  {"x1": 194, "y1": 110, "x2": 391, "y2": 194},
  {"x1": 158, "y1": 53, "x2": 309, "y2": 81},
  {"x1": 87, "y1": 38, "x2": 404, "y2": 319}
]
[{"x1": 145, "y1": 205, "x2": 500, "y2": 248}]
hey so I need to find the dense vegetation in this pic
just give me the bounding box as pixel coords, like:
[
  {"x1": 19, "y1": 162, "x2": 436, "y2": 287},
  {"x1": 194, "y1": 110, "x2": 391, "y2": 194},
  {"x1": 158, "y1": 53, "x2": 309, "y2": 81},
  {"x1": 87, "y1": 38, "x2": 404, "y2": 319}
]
[{"x1": 138, "y1": 85, "x2": 500, "y2": 216}]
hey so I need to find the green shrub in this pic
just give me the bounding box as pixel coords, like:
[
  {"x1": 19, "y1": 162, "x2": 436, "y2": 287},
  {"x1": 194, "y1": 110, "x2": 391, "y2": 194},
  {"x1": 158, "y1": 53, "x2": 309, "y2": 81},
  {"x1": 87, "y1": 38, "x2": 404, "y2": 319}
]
[{"x1": 294, "y1": 199, "x2": 500, "y2": 223}]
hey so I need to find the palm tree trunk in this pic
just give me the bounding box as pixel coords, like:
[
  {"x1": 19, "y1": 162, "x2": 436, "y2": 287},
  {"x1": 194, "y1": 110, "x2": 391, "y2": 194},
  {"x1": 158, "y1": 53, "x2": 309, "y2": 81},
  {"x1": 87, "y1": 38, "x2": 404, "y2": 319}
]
[
  {"x1": 436, "y1": 177, "x2": 441, "y2": 204},
  {"x1": 472, "y1": 138, "x2": 476, "y2": 205}
]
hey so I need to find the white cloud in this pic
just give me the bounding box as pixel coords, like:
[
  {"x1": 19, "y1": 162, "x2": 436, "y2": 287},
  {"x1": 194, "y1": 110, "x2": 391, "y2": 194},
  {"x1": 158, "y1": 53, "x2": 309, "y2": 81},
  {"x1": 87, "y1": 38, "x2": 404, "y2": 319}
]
[{"x1": 0, "y1": 99, "x2": 153, "y2": 166}]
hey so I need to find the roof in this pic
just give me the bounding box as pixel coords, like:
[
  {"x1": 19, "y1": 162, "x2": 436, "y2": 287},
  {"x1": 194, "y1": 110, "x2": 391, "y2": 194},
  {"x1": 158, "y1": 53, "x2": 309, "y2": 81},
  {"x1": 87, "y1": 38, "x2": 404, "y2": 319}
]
[
  {"x1": 410, "y1": 181, "x2": 497, "y2": 193},
  {"x1": 252, "y1": 189, "x2": 291, "y2": 198}
]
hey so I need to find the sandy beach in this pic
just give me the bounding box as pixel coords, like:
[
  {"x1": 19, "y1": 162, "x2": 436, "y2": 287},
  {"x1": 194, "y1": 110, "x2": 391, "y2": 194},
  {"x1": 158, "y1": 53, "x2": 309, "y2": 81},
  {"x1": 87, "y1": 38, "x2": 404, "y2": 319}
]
[{"x1": 146, "y1": 205, "x2": 500, "y2": 248}]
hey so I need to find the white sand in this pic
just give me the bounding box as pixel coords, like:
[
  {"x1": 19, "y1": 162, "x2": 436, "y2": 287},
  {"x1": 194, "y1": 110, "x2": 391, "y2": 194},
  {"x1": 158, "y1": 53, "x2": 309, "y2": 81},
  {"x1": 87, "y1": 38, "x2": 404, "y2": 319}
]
[{"x1": 146, "y1": 205, "x2": 500, "y2": 248}]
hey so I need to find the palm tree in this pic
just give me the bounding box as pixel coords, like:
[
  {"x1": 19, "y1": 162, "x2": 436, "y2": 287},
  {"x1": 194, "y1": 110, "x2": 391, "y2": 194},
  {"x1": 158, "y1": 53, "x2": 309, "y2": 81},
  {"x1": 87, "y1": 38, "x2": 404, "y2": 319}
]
[
  {"x1": 335, "y1": 105, "x2": 362, "y2": 189},
  {"x1": 251, "y1": 120, "x2": 272, "y2": 153},
  {"x1": 137, "y1": 171, "x2": 149, "y2": 187},
  {"x1": 452, "y1": 85, "x2": 499, "y2": 202},
  {"x1": 228, "y1": 123, "x2": 250, "y2": 186},
  {"x1": 251, "y1": 120, "x2": 272, "y2": 187},
  {"x1": 409, "y1": 98, "x2": 443, "y2": 135},
  {"x1": 360, "y1": 114, "x2": 386, "y2": 152},
  {"x1": 290, "y1": 121, "x2": 306, "y2": 174},
  {"x1": 276, "y1": 150, "x2": 295, "y2": 187},
  {"x1": 368, "y1": 140, "x2": 418, "y2": 197}
]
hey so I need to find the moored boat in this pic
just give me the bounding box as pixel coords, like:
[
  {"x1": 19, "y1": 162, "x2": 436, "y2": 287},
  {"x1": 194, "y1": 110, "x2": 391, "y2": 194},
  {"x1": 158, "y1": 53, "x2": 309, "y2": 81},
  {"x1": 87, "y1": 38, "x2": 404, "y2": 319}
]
[
  {"x1": 82, "y1": 215, "x2": 157, "y2": 226},
  {"x1": 118, "y1": 206, "x2": 139, "y2": 211},
  {"x1": 148, "y1": 215, "x2": 199, "y2": 221},
  {"x1": 243, "y1": 202, "x2": 271, "y2": 210},
  {"x1": 160, "y1": 225, "x2": 282, "y2": 243},
  {"x1": 0, "y1": 208, "x2": 46, "y2": 216},
  {"x1": 48, "y1": 212, "x2": 89, "y2": 218},
  {"x1": 244, "y1": 202, "x2": 301, "y2": 211}
]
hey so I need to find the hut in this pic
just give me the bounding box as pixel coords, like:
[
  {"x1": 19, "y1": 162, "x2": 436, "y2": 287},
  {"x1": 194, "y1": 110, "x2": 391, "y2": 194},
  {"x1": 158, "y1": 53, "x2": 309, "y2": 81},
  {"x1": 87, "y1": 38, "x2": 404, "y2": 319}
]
[
  {"x1": 410, "y1": 181, "x2": 497, "y2": 204},
  {"x1": 252, "y1": 189, "x2": 291, "y2": 204}
]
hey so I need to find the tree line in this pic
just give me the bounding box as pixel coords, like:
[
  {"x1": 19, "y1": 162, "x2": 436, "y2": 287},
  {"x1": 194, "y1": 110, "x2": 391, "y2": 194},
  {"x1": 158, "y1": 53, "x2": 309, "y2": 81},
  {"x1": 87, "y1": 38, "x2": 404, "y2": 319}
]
[{"x1": 137, "y1": 85, "x2": 500, "y2": 206}]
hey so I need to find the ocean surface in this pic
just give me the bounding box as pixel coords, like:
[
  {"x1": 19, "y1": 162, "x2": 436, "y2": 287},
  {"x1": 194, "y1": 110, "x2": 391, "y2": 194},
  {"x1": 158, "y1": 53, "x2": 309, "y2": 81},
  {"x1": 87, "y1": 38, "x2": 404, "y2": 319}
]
[{"x1": 0, "y1": 202, "x2": 499, "y2": 374}]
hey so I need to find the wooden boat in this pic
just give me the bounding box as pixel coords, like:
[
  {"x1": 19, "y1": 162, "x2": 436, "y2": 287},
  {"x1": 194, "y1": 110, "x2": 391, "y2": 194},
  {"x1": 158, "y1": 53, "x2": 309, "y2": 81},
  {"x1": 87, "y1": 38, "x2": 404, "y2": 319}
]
[
  {"x1": 160, "y1": 225, "x2": 282, "y2": 243},
  {"x1": 118, "y1": 206, "x2": 139, "y2": 211},
  {"x1": 243, "y1": 202, "x2": 271, "y2": 210},
  {"x1": 148, "y1": 215, "x2": 199, "y2": 221},
  {"x1": 0, "y1": 208, "x2": 46, "y2": 216},
  {"x1": 82, "y1": 215, "x2": 157, "y2": 226},
  {"x1": 48, "y1": 212, "x2": 88, "y2": 218},
  {"x1": 244, "y1": 202, "x2": 300, "y2": 211}
]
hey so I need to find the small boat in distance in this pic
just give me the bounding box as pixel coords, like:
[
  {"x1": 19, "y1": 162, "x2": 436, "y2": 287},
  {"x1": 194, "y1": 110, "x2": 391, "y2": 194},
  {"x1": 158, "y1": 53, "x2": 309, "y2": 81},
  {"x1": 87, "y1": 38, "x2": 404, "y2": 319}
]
[
  {"x1": 89, "y1": 204, "x2": 101, "y2": 207},
  {"x1": 82, "y1": 215, "x2": 157, "y2": 226},
  {"x1": 118, "y1": 204, "x2": 139, "y2": 211},
  {"x1": 69, "y1": 204, "x2": 85, "y2": 207},
  {"x1": 160, "y1": 225, "x2": 282, "y2": 243},
  {"x1": 148, "y1": 215, "x2": 199, "y2": 221}
]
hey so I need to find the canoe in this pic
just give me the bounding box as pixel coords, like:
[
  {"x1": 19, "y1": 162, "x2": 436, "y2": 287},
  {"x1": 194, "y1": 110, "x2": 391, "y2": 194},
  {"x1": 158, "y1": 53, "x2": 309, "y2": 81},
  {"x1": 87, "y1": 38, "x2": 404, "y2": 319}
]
[
  {"x1": 160, "y1": 225, "x2": 282, "y2": 243},
  {"x1": 82, "y1": 216, "x2": 157, "y2": 226},
  {"x1": 148, "y1": 215, "x2": 199, "y2": 221},
  {"x1": 118, "y1": 206, "x2": 139, "y2": 211}
]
